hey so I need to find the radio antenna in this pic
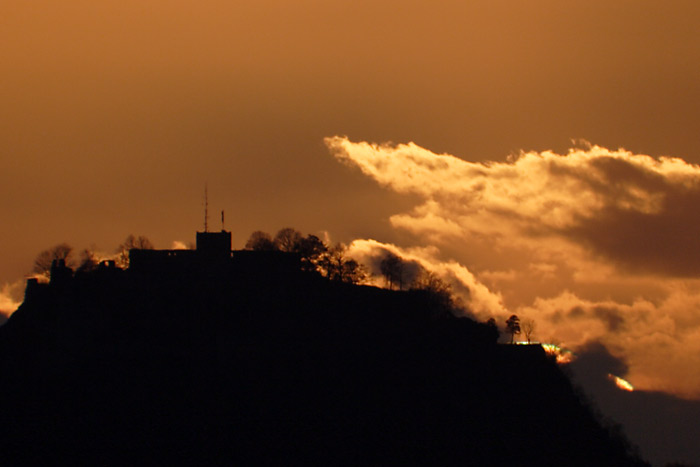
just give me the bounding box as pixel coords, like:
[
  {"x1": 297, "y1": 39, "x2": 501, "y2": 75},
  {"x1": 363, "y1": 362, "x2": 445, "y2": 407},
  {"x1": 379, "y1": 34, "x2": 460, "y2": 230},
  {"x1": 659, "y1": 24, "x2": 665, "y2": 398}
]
[
  {"x1": 221, "y1": 210, "x2": 225, "y2": 231},
  {"x1": 204, "y1": 184, "x2": 209, "y2": 232}
]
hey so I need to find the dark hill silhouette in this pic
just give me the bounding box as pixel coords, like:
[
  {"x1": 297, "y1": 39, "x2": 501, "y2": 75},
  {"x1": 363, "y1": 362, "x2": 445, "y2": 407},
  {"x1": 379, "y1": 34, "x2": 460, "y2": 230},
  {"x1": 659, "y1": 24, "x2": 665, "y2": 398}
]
[{"x1": 0, "y1": 243, "x2": 648, "y2": 466}]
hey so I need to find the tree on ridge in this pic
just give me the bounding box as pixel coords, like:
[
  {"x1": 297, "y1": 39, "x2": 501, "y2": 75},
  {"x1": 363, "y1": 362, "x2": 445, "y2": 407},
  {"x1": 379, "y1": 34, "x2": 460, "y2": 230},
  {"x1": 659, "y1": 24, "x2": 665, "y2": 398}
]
[
  {"x1": 245, "y1": 231, "x2": 276, "y2": 251},
  {"x1": 318, "y1": 243, "x2": 367, "y2": 284},
  {"x1": 380, "y1": 252, "x2": 404, "y2": 290},
  {"x1": 77, "y1": 248, "x2": 99, "y2": 273},
  {"x1": 522, "y1": 319, "x2": 536, "y2": 344},
  {"x1": 410, "y1": 269, "x2": 453, "y2": 309},
  {"x1": 116, "y1": 235, "x2": 154, "y2": 268},
  {"x1": 505, "y1": 314, "x2": 521, "y2": 344},
  {"x1": 274, "y1": 227, "x2": 303, "y2": 252},
  {"x1": 33, "y1": 243, "x2": 74, "y2": 276}
]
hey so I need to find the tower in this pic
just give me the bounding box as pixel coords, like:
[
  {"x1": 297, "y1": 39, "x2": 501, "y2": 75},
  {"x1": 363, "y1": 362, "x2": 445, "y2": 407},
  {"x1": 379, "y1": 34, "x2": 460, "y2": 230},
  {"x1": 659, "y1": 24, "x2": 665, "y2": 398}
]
[
  {"x1": 197, "y1": 185, "x2": 231, "y2": 258},
  {"x1": 196, "y1": 230, "x2": 232, "y2": 257},
  {"x1": 204, "y1": 184, "x2": 209, "y2": 233}
]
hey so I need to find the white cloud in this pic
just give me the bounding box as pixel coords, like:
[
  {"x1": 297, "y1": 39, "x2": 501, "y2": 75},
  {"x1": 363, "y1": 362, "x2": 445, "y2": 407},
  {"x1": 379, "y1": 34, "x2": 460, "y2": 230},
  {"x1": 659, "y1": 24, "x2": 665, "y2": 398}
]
[{"x1": 326, "y1": 136, "x2": 700, "y2": 276}]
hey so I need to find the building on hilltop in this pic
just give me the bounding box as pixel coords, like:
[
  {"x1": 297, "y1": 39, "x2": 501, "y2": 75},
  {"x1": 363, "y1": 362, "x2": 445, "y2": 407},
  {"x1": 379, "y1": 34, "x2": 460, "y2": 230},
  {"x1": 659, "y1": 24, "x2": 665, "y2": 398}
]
[
  {"x1": 128, "y1": 230, "x2": 233, "y2": 274},
  {"x1": 23, "y1": 228, "x2": 303, "y2": 303},
  {"x1": 196, "y1": 231, "x2": 232, "y2": 257},
  {"x1": 128, "y1": 229, "x2": 301, "y2": 277}
]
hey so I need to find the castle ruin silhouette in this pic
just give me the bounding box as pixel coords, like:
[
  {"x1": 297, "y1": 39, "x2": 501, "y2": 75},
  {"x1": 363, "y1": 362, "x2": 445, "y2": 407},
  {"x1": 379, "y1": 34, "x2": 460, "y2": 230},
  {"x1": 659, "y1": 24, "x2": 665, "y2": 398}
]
[{"x1": 25, "y1": 228, "x2": 301, "y2": 299}]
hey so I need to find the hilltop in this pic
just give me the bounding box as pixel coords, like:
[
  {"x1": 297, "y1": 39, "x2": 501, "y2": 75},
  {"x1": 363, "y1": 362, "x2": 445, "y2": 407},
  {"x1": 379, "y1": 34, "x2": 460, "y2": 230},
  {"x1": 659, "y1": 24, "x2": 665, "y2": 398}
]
[{"x1": 0, "y1": 232, "x2": 648, "y2": 466}]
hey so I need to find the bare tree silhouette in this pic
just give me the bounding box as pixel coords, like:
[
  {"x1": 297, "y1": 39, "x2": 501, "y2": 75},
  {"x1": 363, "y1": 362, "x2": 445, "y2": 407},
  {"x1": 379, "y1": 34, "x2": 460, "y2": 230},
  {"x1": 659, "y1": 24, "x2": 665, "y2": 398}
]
[
  {"x1": 77, "y1": 248, "x2": 99, "y2": 273},
  {"x1": 380, "y1": 252, "x2": 404, "y2": 290},
  {"x1": 410, "y1": 269, "x2": 453, "y2": 308},
  {"x1": 318, "y1": 243, "x2": 367, "y2": 284},
  {"x1": 33, "y1": 243, "x2": 74, "y2": 276},
  {"x1": 274, "y1": 227, "x2": 303, "y2": 252},
  {"x1": 522, "y1": 319, "x2": 536, "y2": 344},
  {"x1": 116, "y1": 235, "x2": 154, "y2": 267}
]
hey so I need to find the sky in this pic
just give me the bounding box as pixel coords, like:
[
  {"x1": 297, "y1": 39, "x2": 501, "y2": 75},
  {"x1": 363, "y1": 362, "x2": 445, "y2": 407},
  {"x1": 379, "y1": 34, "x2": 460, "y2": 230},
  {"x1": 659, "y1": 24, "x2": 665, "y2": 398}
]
[{"x1": 3, "y1": 1, "x2": 700, "y2": 463}]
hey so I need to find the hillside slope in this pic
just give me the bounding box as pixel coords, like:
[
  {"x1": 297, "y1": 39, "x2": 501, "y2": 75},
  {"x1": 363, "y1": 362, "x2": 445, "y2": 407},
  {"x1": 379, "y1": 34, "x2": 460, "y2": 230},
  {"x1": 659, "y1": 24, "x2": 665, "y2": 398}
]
[{"x1": 0, "y1": 262, "x2": 647, "y2": 466}]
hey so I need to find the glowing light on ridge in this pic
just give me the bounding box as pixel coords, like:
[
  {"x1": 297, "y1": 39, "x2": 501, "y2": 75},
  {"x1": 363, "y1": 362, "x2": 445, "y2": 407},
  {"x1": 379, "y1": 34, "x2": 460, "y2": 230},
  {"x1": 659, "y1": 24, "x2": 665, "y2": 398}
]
[
  {"x1": 515, "y1": 342, "x2": 575, "y2": 364},
  {"x1": 608, "y1": 374, "x2": 634, "y2": 392}
]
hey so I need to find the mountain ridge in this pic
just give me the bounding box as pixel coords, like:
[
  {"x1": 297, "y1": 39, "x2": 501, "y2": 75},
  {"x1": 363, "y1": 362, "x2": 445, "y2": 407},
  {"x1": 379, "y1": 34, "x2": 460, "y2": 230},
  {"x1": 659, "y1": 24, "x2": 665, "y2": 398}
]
[{"x1": 0, "y1": 252, "x2": 648, "y2": 466}]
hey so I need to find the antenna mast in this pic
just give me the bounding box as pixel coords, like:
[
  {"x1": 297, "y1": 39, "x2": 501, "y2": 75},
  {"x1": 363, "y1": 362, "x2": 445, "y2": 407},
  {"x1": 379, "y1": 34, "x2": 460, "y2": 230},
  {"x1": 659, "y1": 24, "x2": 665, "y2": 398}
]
[
  {"x1": 221, "y1": 210, "x2": 225, "y2": 231},
  {"x1": 204, "y1": 184, "x2": 209, "y2": 232}
]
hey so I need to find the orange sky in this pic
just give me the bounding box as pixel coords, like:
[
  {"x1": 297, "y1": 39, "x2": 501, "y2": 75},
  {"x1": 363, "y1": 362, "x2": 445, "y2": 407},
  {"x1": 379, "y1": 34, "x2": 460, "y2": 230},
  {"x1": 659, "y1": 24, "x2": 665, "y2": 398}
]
[
  {"x1": 4, "y1": 0, "x2": 700, "y2": 396},
  {"x1": 6, "y1": 3, "x2": 700, "y2": 462}
]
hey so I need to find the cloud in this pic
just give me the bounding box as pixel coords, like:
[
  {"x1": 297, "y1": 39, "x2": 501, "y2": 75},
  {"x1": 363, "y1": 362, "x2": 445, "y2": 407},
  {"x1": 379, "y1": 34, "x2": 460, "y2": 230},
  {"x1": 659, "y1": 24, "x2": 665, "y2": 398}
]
[
  {"x1": 326, "y1": 136, "x2": 700, "y2": 276},
  {"x1": 328, "y1": 136, "x2": 700, "y2": 399},
  {"x1": 346, "y1": 239, "x2": 506, "y2": 317},
  {"x1": 0, "y1": 280, "x2": 24, "y2": 322},
  {"x1": 515, "y1": 289, "x2": 700, "y2": 398}
]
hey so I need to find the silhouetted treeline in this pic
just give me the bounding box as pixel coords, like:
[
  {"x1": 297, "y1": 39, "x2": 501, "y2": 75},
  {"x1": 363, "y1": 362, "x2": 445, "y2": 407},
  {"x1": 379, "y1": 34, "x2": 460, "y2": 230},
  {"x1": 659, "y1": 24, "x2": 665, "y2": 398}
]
[
  {"x1": 0, "y1": 245, "x2": 648, "y2": 466},
  {"x1": 31, "y1": 234, "x2": 155, "y2": 278},
  {"x1": 246, "y1": 227, "x2": 367, "y2": 283}
]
